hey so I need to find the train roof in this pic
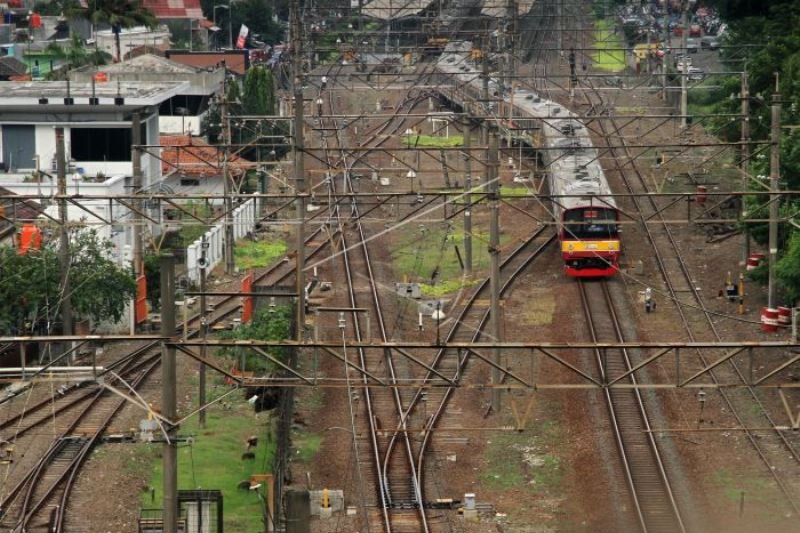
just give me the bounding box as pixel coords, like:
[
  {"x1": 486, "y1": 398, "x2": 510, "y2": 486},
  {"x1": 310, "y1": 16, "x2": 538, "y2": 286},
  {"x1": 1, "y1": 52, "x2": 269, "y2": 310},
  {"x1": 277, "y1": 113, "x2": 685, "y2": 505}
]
[{"x1": 437, "y1": 42, "x2": 616, "y2": 212}]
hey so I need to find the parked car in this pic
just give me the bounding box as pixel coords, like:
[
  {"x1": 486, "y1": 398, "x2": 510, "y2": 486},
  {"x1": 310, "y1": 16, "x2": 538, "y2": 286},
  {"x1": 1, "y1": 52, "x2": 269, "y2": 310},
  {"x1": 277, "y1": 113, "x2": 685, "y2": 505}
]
[
  {"x1": 687, "y1": 66, "x2": 705, "y2": 81},
  {"x1": 675, "y1": 55, "x2": 692, "y2": 72},
  {"x1": 700, "y1": 35, "x2": 721, "y2": 50},
  {"x1": 686, "y1": 38, "x2": 700, "y2": 53}
]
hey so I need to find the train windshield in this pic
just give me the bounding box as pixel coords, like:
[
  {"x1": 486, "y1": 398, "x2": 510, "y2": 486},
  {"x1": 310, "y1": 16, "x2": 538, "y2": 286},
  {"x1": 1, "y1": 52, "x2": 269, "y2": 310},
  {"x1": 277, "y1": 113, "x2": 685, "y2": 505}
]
[{"x1": 563, "y1": 208, "x2": 618, "y2": 239}]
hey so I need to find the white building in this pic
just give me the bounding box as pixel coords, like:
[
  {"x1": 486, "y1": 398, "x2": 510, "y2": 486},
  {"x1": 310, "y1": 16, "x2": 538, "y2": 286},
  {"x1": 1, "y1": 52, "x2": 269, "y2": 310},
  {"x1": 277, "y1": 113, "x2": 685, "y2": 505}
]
[
  {"x1": 69, "y1": 54, "x2": 225, "y2": 136},
  {"x1": 95, "y1": 26, "x2": 172, "y2": 62},
  {"x1": 0, "y1": 80, "x2": 189, "y2": 266}
]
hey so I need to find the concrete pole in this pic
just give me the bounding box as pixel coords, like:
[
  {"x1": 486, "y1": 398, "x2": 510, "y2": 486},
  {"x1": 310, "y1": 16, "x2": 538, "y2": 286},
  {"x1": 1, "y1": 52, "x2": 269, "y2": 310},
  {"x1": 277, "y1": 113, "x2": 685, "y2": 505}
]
[
  {"x1": 740, "y1": 70, "x2": 751, "y2": 264},
  {"x1": 768, "y1": 88, "x2": 781, "y2": 309},
  {"x1": 222, "y1": 89, "x2": 236, "y2": 275},
  {"x1": 481, "y1": 37, "x2": 489, "y2": 146},
  {"x1": 131, "y1": 112, "x2": 143, "y2": 281},
  {"x1": 488, "y1": 132, "x2": 502, "y2": 413},
  {"x1": 55, "y1": 127, "x2": 72, "y2": 336},
  {"x1": 662, "y1": 8, "x2": 668, "y2": 100},
  {"x1": 199, "y1": 237, "x2": 207, "y2": 428},
  {"x1": 463, "y1": 123, "x2": 473, "y2": 275},
  {"x1": 228, "y1": 0, "x2": 233, "y2": 49},
  {"x1": 292, "y1": 0, "x2": 306, "y2": 341},
  {"x1": 160, "y1": 254, "x2": 178, "y2": 533},
  {"x1": 680, "y1": 4, "x2": 688, "y2": 130}
]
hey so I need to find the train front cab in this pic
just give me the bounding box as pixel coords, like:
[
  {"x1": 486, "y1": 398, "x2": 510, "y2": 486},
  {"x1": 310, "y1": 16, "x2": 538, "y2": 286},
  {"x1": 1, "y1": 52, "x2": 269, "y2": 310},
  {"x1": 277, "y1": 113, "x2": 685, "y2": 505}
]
[{"x1": 561, "y1": 207, "x2": 620, "y2": 277}]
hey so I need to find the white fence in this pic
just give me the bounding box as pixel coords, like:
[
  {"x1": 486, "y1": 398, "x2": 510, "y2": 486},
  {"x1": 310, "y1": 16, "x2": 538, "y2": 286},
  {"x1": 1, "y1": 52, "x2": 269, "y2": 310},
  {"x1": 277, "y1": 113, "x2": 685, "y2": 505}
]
[{"x1": 186, "y1": 198, "x2": 259, "y2": 283}]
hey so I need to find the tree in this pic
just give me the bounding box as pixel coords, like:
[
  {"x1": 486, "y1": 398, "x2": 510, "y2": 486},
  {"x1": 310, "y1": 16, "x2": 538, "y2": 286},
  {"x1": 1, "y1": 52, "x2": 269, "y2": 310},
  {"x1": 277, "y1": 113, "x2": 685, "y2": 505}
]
[
  {"x1": 68, "y1": 0, "x2": 157, "y2": 62},
  {"x1": 0, "y1": 230, "x2": 136, "y2": 335},
  {"x1": 773, "y1": 228, "x2": 800, "y2": 305},
  {"x1": 45, "y1": 35, "x2": 111, "y2": 80},
  {"x1": 243, "y1": 66, "x2": 275, "y2": 116}
]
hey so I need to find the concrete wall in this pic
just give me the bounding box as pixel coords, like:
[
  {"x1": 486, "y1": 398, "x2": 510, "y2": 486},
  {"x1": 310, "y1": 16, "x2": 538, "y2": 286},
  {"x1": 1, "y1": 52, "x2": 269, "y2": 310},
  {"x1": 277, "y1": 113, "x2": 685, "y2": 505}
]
[
  {"x1": 96, "y1": 27, "x2": 171, "y2": 60},
  {"x1": 69, "y1": 69, "x2": 225, "y2": 96},
  {"x1": 160, "y1": 114, "x2": 203, "y2": 135},
  {"x1": 185, "y1": 197, "x2": 259, "y2": 283}
]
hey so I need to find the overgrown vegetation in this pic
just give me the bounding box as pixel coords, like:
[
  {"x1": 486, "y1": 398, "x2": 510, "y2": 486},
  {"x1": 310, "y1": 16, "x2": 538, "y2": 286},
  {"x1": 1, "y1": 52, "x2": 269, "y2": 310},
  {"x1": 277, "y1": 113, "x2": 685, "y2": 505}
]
[
  {"x1": 592, "y1": 19, "x2": 626, "y2": 72},
  {"x1": 481, "y1": 418, "x2": 563, "y2": 493},
  {"x1": 0, "y1": 229, "x2": 136, "y2": 334},
  {"x1": 703, "y1": 0, "x2": 800, "y2": 305},
  {"x1": 216, "y1": 305, "x2": 293, "y2": 373},
  {"x1": 143, "y1": 396, "x2": 275, "y2": 532},
  {"x1": 403, "y1": 134, "x2": 464, "y2": 147},
  {"x1": 234, "y1": 239, "x2": 288, "y2": 270},
  {"x1": 390, "y1": 222, "x2": 502, "y2": 295}
]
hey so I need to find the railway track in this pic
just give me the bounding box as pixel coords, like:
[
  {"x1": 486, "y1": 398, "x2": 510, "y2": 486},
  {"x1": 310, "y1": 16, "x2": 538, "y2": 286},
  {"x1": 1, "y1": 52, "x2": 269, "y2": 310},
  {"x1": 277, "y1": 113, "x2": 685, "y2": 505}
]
[
  {"x1": 578, "y1": 280, "x2": 685, "y2": 532},
  {"x1": 317, "y1": 62, "x2": 444, "y2": 532},
  {"x1": 585, "y1": 73, "x2": 800, "y2": 516},
  {"x1": 0, "y1": 353, "x2": 160, "y2": 531}
]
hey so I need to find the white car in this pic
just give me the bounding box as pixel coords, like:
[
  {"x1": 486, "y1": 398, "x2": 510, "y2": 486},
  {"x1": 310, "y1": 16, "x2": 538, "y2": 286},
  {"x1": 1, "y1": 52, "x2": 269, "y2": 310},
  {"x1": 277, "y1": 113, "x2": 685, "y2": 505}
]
[{"x1": 687, "y1": 66, "x2": 705, "y2": 80}]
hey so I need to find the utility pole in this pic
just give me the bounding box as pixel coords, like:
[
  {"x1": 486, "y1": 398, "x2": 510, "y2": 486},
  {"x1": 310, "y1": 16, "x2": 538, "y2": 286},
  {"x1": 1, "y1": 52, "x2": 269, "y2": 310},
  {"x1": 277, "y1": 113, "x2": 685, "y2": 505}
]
[
  {"x1": 160, "y1": 254, "x2": 178, "y2": 533},
  {"x1": 199, "y1": 236, "x2": 208, "y2": 428},
  {"x1": 488, "y1": 131, "x2": 502, "y2": 413},
  {"x1": 481, "y1": 37, "x2": 489, "y2": 146},
  {"x1": 131, "y1": 112, "x2": 143, "y2": 282},
  {"x1": 222, "y1": 87, "x2": 235, "y2": 275},
  {"x1": 55, "y1": 127, "x2": 72, "y2": 336},
  {"x1": 680, "y1": 1, "x2": 689, "y2": 130},
  {"x1": 463, "y1": 122, "x2": 473, "y2": 275},
  {"x1": 740, "y1": 69, "x2": 751, "y2": 264},
  {"x1": 291, "y1": 0, "x2": 306, "y2": 341},
  {"x1": 768, "y1": 79, "x2": 781, "y2": 309},
  {"x1": 662, "y1": 7, "x2": 669, "y2": 101}
]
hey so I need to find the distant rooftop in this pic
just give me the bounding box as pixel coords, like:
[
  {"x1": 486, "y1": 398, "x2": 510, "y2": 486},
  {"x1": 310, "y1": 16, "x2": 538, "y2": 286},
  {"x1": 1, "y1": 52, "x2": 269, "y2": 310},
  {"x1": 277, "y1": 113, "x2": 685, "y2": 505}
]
[
  {"x1": 142, "y1": 0, "x2": 204, "y2": 19},
  {"x1": 161, "y1": 134, "x2": 252, "y2": 178},
  {"x1": 79, "y1": 54, "x2": 203, "y2": 75},
  {"x1": 0, "y1": 81, "x2": 189, "y2": 108},
  {"x1": 165, "y1": 50, "x2": 250, "y2": 76}
]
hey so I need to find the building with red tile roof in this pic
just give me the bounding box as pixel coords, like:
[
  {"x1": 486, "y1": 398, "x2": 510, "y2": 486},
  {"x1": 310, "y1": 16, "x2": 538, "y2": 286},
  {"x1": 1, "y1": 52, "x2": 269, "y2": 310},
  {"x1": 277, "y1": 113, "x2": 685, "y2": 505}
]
[
  {"x1": 142, "y1": 0, "x2": 204, "y2": 19},
  {"x1": 166, "y1": 50, "x2": 250, "y2": 76},
  {"x1": 161, "y1": 134, "x2": 252, "y2": 178}
]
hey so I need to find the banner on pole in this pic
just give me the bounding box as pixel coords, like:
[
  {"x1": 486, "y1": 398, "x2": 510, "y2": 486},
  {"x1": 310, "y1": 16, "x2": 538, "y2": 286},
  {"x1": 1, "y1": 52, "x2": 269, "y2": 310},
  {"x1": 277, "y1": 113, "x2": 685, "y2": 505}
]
[{"x1": 236, "y1": 24, "x2": 249, "y2": 49}]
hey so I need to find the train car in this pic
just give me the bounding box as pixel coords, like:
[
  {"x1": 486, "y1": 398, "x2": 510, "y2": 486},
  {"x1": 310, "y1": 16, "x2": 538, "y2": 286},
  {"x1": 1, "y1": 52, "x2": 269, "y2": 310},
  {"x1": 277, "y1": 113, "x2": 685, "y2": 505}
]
[{"x1": 436, "y1": 42, "x2": 621, "y2": 277}]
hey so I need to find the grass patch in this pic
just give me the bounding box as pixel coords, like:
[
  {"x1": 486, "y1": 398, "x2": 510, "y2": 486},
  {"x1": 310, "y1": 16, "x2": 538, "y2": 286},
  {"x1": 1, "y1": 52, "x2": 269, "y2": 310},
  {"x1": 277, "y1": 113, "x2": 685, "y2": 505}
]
[
  {"x1": 481, "y1": 418, "x2": 563, "y2": 493},
  {"x1": 143, "y1": 400, "x2": 275, "y2": 531},
  {"x1": 420, "y1": 278, "x2": 481, "y2": 298},
  {"x1": 709, "y1": 468, "x2": 784, "y2": 515},
  {"x1": 403, "y1": 134, "x2": 464, "y2": 147},
  {"x1": 234, "y1": 239, "x2": 288, "y2": 270},
  {"x1": 593, "y1": 19, "x2": 626, "y2": 72},
  {"x1": 499, "y1": 185, "x2": 532, "y2": 198},
  {"x1": 391, "y1": 222, "x2": 505, "y2": 292},
  {"x1": 293, "y1": 431, "x2": 323, "y2": 463}
]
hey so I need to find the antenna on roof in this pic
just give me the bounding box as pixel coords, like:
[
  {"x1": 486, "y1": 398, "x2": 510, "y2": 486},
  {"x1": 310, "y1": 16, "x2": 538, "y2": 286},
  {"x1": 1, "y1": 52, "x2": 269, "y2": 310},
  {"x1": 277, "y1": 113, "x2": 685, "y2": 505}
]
[
  {"x1": 64, "y1": 79, "x2": 73, "y2": 105},
  {"x1": 89, "y1": 71, "x2": 98, "y2": 105},
  {"x1": 114, "y1": 80, "x2": 124, "y2": 105}
]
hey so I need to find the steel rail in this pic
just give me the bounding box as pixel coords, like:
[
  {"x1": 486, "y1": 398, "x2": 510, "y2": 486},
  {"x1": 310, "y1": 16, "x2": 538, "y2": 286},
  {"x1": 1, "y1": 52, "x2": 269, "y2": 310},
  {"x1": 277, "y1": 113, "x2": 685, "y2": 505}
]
[
  {"x1": 588, "y1": 76, "x2": 800, "y2": 516},
  {"x1": 579, "y1": 281, "x2": 686, "y2": 533}
]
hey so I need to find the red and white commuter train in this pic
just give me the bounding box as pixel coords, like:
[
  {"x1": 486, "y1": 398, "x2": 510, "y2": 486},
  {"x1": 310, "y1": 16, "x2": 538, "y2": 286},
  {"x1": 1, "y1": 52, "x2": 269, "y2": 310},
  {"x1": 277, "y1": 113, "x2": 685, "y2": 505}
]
[{"x1": 436, "y1": 42, "x2": 621, "y2": 277}]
